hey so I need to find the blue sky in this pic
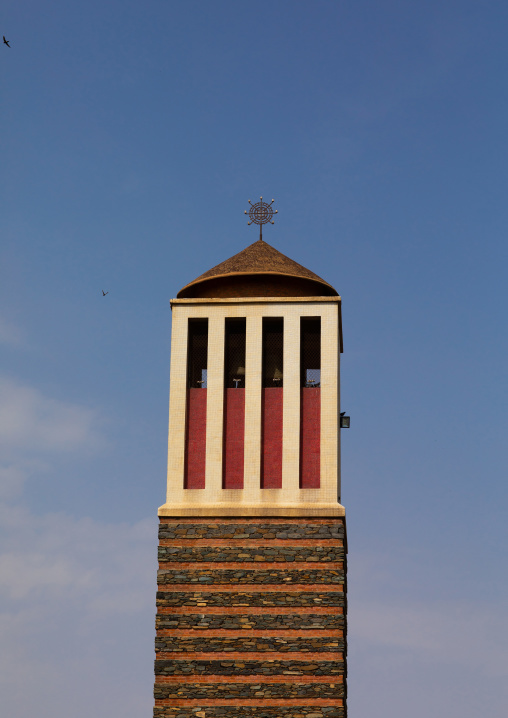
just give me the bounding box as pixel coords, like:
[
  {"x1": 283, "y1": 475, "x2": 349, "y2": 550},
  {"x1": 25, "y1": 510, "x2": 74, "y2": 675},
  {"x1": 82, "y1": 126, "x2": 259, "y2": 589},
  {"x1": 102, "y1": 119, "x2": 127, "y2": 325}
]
[{"x1": 1, "y1": 1, "x2": 508, "y2": 716}]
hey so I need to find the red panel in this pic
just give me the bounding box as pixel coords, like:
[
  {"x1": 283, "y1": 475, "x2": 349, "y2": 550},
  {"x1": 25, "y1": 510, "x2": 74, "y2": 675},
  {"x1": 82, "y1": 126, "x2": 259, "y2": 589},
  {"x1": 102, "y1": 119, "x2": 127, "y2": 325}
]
[
  {"x1": 184, "y1": 388, "x2": 207, "y2": 489},
  {"x1": 223, "y1": 388, "x2": 245, "y2": 489},
  {"x1": 261, "y1": 388, "x2": 283, "y2": 489},
  {"x1": 300, "y1": 388, "x2": 320, "y2": 488}
]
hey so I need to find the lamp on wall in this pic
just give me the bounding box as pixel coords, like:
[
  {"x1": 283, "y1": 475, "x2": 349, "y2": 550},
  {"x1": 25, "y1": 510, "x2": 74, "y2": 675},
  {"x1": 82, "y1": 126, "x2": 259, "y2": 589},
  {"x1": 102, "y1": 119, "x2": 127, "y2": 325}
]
[{"x1": 340, "y1": 411, "x2": 350, "y2": 428}]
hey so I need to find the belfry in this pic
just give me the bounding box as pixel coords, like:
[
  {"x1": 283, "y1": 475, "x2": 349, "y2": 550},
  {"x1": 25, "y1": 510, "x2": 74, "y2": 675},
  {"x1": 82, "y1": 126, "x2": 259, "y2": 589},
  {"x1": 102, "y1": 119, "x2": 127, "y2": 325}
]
[{"x1": 154, "y1": 208, "x2": 347, "y2": 718}]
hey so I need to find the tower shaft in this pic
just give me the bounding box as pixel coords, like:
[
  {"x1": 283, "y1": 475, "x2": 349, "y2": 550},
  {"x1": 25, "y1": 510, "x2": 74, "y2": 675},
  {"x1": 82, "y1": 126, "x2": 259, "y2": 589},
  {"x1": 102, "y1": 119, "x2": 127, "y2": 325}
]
[{"x1": 154, "y1": 239, "x2": 347, "y2": 718}]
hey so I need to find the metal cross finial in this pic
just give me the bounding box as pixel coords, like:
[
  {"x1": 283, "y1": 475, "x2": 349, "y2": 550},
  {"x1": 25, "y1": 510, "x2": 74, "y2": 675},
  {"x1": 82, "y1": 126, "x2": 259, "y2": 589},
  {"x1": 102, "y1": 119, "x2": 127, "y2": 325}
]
[{"x1": 244, "y1": 197, "x2": 278, "y2": 241}]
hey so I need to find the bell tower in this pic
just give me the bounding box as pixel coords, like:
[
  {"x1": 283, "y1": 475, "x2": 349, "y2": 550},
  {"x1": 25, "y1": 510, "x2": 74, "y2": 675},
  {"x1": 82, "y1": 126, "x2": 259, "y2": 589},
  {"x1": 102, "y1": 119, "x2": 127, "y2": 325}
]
[{"x1": 154, "y1": 218, "x2": 347, "y2": 718}]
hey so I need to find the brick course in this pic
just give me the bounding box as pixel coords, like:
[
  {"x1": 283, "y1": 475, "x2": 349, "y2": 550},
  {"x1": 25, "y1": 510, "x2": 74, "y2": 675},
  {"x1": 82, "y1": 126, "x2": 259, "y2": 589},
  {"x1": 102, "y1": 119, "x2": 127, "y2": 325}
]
[{"x1": 154, "y1": 708, "x2": 345, "y2": 718}]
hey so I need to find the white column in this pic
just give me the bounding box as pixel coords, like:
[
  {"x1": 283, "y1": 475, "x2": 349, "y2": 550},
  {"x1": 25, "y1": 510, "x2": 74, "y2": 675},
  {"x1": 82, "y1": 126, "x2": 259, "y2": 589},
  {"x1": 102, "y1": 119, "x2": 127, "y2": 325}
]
[
  {"x1": 282, "y1": 312, "x2": 300, "y2": 495},
  {"x1": 205, "y1": 314, "x2": 225, "y2": 498},
  {"x1": 320, "y1": 305, "x2": 339, "y2": 504},
  {"x1": 243, "y1": 315, "x2": 262, "y2": 497},
  {"x1": 166, "y1": 310, "x2": 188, "y2": 501}
]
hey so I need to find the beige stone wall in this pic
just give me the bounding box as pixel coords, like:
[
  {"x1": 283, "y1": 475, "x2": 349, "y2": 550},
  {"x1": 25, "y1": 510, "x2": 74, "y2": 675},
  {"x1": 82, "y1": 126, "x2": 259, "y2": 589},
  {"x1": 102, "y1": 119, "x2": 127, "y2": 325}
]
[{"x1": 160, "y1": 297, "x2": 344, "y2": 517}]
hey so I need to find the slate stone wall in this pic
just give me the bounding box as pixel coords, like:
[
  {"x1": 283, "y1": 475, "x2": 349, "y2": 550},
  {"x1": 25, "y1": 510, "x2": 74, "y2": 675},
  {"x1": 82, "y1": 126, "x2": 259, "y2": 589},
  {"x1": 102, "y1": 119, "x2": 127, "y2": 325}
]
[
  {"x1": 154, "y1": 682, "x2": 345, "y2": 700},
  {"x1": 156, "y1": 591, "x2": 345, "y2": 608},
  {"x1": 154, "y1": 517, "x2": 347, "y2": 717},
  {"x1": 155, "y1": 637, "x2": 344, "y2": 654},
  {"x1": 158, "y1": 546, "x2": 344, "y2": 563},
  {"x1": 158, "y1": 522, "x2": 344, "y2": 540},
  {"x1": 155, "y1": 660, "x2": 345, "y2": 676},
  {"x1": 156, "y1": 613, "x2": 344, "y2": 630},
  {"x1": 157, "y1": 568, "x2": 343, "y2": 585}
]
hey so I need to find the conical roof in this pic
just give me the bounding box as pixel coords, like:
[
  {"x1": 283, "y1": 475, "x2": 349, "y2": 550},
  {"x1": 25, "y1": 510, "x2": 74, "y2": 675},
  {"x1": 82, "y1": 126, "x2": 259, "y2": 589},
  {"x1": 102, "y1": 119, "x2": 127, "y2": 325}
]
[{"x1": 177, "y1": 239, "x2": 338, "y2": 298}]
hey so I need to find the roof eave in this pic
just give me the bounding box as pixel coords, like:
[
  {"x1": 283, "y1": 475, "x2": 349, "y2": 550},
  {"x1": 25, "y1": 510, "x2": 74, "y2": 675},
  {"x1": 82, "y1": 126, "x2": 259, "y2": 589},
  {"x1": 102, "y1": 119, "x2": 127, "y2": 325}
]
[{"x1": 177, "y1": 270, "x2": 338, "y2": 298}]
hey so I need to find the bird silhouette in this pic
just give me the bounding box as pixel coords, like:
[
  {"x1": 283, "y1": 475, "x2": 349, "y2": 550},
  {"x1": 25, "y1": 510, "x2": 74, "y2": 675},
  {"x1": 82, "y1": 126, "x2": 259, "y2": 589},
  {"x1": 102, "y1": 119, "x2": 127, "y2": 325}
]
[
  {"x1": 3, "y1": 36, "x2": 10, "y2": 48},
  {"x1": 102, "y1": 290, "x2": 109, "y2": 296}
]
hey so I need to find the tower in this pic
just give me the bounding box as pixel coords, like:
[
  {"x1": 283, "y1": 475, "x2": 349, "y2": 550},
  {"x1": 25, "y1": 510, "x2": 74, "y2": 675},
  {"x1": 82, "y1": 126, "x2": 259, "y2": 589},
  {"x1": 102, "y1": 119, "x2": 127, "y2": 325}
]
[{"x1": 154, "y1": 227, "x2": 347, "y2": 718}]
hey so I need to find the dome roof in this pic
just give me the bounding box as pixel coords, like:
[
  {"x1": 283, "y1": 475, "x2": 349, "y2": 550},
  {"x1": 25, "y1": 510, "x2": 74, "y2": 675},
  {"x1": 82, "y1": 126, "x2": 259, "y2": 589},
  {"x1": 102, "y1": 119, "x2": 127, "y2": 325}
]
[{"x1": 177, "y1": 239, "x2": 338, "y2": 299}]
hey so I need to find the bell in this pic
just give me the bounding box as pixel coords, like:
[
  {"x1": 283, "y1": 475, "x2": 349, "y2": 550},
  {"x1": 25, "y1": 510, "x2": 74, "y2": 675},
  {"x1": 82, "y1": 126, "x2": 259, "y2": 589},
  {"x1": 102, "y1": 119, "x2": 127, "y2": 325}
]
[{"x1": 273, "y1": 368, "x2": 283, "y2": 382}]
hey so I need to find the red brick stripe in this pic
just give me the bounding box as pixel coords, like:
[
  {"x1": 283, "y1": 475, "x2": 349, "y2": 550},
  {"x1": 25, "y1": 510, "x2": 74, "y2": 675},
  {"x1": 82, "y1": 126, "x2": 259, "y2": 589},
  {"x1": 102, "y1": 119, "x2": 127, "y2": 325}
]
[
  {"x1": 159, "y1": 518, "x2": 342, "y2": 525},
  {"x1": 155, "y1": 675, "x2": 343, "y2": 684},
  {"x1": 184, "y1": 389, "x2": 207, "y2": 489},
  {"x1": 159, "y1": 539, "x2": 343, "y2": 547},
  {"x1": 155, "y1": 699, "x2": 344, "y2": 707},
  {"x1": 156, "y1": 584, "x2": 343, "y2": 592},
  {"x1": 261, "y1": 387, "x2": 283, "y2": 489},
  {"x1": 156, "y1": 652, "x2": 344, "y2": 661},
  {"x1": 157, "y1": 606, "x2": 343, "y2": 615},
  {"x1": 300, "y1": 388, "x2": 321, "y2": 488},
  {"x1": 223, "y1": 388, "x2": 245, "y2": 489}
]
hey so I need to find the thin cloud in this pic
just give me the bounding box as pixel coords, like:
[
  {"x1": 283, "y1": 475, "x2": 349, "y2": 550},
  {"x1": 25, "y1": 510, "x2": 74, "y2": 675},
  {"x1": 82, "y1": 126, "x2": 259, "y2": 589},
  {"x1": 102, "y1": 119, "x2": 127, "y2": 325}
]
[
  {"x1": 0, "y1": 377, "x2": 105, "y2": 454},
  {"x1": 349, "y1": 590, "x2": 508, "y2": 678},
  {"x1": 0, "y1": 460, "x2": 50, "y2": 500},
  {"x1": 0, "y1": 503, "x2": 155, "y2": 717},
  {"x1": 0, "y1": 316, "x2": 26, "y2": 348},
  {"x1": 0, "y1": 503, "x2": 155, "y2": 605},
  {"x1": 0, "y1": 372, "x2": 153, "y2": 715}
]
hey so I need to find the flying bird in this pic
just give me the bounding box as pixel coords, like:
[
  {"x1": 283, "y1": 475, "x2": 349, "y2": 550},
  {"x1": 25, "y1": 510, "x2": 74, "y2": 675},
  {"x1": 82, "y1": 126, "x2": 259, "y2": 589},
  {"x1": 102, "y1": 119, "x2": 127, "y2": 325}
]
[
  {"x1": 3, "y1": 36, "x2": 10, "y2": 47},
  {"x1": 102, "y1": 290, "x2": 109, "y2": 296}
]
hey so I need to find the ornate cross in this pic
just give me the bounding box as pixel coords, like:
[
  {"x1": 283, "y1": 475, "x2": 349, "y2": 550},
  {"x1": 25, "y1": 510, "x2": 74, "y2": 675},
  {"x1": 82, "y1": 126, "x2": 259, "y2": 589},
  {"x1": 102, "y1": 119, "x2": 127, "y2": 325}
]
[{"x1": 245, "y1": 197, "x2": 278, "y2": 241}]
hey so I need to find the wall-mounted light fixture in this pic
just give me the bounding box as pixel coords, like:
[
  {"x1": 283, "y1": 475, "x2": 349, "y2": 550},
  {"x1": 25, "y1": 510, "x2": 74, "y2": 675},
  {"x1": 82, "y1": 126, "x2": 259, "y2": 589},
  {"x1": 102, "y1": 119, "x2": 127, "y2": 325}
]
[{"x1": 340, "y1": 411, "x2": 350, "y2": 429}]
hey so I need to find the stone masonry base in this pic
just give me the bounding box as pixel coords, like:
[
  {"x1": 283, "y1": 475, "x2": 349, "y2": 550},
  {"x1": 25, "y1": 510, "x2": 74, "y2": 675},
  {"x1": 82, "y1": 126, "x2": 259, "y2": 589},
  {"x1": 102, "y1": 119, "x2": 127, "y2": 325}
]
[{"x1": 154, "y1": 517, "x2": 347, "y2": 718}]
